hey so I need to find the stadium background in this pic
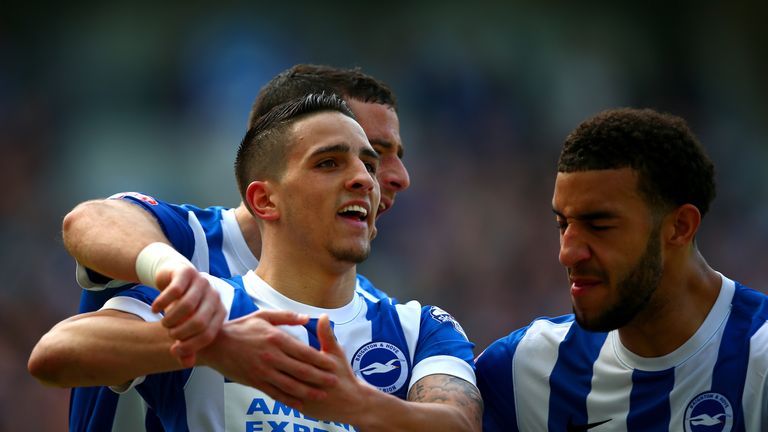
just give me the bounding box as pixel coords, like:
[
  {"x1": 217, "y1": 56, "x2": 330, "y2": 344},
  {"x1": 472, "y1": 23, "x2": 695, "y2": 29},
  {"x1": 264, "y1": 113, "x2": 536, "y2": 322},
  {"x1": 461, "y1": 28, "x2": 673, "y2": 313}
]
[{"x1": 3, "y1": 2, "x2": 767, "y2": 429}]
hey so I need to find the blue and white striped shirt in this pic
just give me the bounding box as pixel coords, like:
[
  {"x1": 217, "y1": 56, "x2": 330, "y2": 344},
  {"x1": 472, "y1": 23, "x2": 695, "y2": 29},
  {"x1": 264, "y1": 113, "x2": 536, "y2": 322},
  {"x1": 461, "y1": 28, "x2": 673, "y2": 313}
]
[
  {"x1": 103, "y1": 271, "x2": 476, "y2": 432},
  {"x1": 70, "y1": 192, "x2": 390, "y2": 432},
  {"x1": 476, "y1": 275, "x2": 768, "y2": 432}
]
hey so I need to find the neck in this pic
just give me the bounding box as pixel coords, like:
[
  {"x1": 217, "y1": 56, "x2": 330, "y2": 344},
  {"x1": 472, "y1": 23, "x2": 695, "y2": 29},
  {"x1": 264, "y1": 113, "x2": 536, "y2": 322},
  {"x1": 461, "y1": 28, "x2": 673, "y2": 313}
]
[
  {"x1": 255, "y1": 233, "x2": 358, "y2": 308},
  {"x1": 234, "y1": 203, "x2": 262, "y2": 260},
  {"x1": 618, "y1": 248, "x2": 722, "y2": 357}
]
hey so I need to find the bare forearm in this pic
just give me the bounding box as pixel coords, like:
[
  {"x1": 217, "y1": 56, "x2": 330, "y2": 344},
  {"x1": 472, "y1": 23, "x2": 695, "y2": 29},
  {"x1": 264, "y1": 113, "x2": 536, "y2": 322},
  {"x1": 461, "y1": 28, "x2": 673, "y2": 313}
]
[
  {"x1": 354, "y1": 375, "x2": 482, "y2": 432},
  {"x1": 28, "y1": 311, "x2": 181, "y2": 387},
  {"x1": 62, "y1": 199, "x2": 168, "y2": 283}
]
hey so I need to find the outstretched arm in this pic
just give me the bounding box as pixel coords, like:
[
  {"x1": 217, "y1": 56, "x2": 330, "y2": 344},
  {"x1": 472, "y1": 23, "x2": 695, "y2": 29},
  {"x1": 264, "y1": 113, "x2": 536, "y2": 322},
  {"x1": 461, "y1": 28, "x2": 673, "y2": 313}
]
[
  {"x1": 28, "y1": 309, "x2": 178, "y2": 388},
  {"x1": 299, "y1": 315, "x2": 482, "y2": 431},
  {"x1": 28, "y1": 307, "x2": 339, "y2": 407},
  {"x1": 63, "y1": 198, "x2": 166, "y2": 284}
]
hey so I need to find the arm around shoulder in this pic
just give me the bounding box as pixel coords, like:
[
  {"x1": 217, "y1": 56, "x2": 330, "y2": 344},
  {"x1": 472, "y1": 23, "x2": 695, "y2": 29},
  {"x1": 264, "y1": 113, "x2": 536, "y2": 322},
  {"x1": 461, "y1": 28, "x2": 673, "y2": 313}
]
[{"x1": 62, "y1": 198, "x2": 168, "y2": 283}]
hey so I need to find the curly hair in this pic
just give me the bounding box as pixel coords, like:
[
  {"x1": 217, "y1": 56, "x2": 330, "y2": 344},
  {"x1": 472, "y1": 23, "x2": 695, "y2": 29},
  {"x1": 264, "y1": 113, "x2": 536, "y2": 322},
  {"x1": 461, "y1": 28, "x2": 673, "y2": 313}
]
[{"x1": 558, "y1": 108, "x2": 716, "y2": 217}]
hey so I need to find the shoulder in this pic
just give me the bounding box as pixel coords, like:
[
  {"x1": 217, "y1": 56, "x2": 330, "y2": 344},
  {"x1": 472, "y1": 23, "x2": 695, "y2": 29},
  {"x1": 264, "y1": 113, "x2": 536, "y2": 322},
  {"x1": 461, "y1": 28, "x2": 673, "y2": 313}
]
[
  {"x1": 732, "y1": 282, "x2": 768, "y2": 319},
  {"x1": 355, "y1": 273, "x2": 396, "y2": 303},
  {"x1": 108, "y1": 191, "x2": 230, "y2": 218},
  {"x1": 477, "y1": 315, "x2": 577, "y2": 368}
]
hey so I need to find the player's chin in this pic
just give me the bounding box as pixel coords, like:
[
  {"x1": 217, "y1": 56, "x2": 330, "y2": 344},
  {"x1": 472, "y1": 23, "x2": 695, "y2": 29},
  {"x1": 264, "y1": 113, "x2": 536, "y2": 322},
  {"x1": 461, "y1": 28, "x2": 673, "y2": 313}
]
[{"x1": 330, "y1": 243, "x2": 371, "y2": 264}]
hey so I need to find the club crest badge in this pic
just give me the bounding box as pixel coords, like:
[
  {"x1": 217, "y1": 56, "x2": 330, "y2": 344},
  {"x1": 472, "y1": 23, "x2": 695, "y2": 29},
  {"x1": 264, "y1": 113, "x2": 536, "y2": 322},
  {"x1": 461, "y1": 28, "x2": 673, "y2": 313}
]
[
  {"x1": 684, "y1": 392, "x2": 733, "y2": 432},
  {"x1": 352, "y1": 342, "x2": 409, "y2": 394}
]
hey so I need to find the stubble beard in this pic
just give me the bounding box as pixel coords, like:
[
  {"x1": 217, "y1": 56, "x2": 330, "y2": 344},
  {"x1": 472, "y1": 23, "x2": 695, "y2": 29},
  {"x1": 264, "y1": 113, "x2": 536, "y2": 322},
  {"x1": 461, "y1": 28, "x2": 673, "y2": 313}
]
[
  {"x1": 329, "y1": 241, "x2": 371, "y2": 264},
  {"x1": 575, "y1": 225, "x2": 663, "y2": 332}
]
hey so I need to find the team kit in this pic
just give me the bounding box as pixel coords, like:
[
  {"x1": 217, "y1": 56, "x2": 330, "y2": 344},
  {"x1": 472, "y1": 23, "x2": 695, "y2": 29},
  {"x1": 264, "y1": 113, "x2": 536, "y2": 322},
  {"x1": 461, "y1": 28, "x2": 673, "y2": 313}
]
[{"x1": 28, "y1": 66, "x2": 768, "y2": 432}]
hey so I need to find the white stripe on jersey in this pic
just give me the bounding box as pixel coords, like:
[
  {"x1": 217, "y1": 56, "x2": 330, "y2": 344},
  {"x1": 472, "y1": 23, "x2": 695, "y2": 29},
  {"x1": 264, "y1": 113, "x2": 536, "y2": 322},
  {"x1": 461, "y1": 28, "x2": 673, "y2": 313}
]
[
  {"x1": 514, "y1": 318, "x2": 570, "y2": 431},
  {"x1": 357, "y1": 283, "x2": 386, "y2": 303},
  {"x1": 104, "y1": 296, "x2": 163, "y2": 322},
  {"x1": 395, "y1": 302, "x2": 422, "y2": 371},
  {"x1": 587, "y1": 338, "x2": 632, "y2": 430},
  {"x1": 220, "y1": 208, "x2": 258, "y2": 275},
  {"x1": 112, "y1": 388, "x2": 150, "y2": 431},
  {"x1": 186, "y1": 211, "x2": 209, "y2": 272},
  {"x1": 744, "y1": 319, "x2": 768, "y2": 430},
  {"x1": 185, "y1": 366, "x2": 225, "y2": 431}
]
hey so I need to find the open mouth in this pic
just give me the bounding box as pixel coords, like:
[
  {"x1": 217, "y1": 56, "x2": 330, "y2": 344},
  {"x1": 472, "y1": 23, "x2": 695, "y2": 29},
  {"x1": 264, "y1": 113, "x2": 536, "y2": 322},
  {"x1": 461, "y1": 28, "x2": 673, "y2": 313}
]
[{"x1": 338, "y1": 205, "x2": 369, "y2": 222}]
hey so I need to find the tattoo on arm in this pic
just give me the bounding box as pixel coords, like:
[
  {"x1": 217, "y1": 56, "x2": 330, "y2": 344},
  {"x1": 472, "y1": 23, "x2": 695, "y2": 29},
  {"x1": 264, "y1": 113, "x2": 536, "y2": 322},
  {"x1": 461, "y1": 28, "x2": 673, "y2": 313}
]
[{"x1": 408, "y1": 374, "x2": 483, "y2": 426}]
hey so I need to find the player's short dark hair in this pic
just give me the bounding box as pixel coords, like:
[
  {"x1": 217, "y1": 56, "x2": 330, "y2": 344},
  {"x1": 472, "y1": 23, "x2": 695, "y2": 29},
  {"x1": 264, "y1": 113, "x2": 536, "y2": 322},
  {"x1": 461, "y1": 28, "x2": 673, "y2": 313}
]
[
  {"x1": 558, "y1": 108, "x2": 716, "y2": 217},
  {"x1": 235, "y1": 93, "x2": 355, "y2": 205},
  {"x1": 248, "y1": 64, "x2": 397, "y2": 128}
]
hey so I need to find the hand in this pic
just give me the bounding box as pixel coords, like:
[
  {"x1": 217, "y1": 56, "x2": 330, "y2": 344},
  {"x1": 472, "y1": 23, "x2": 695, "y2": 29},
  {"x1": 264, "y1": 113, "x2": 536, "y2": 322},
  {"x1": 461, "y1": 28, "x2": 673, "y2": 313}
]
[
  {"x1": 151, "y1": 266, "x2": 227, "y2": 366},
  {"x1": 198, "y1": 310, "x2": 339, "y2": 409},
  {"x1": 298, "y1": 314, "x2": 374, "y2": 424}
]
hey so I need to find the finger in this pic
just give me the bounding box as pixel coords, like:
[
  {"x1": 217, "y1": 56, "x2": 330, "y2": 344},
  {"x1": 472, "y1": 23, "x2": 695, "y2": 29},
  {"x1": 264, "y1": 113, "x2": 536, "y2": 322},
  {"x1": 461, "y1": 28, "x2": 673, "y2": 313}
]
[
  {"x1": 278, "y1": 334, "x2": 337, "y2": 373},
  {"x1": 171, "y1": 296, "x2": 227, "y2": 357},
  {"x1": 317, "y1": 314, "x2": 341, "y2": 356},
  {"x1": 151, "y1": 270, "x2": 188, "y2": 314},
  {"x1": 157, "y1": 272, "x2": 203, "y2": 320},
  {"x1": 166, "y1": 287, "x2": 221, "y2": 339},
  {"x1": 256, "y1": 381, "x2": 304, "y2": 411},
  {"x1": 265, "y1": 368, "x2": 329, "y2": 401},
  {"x1": 170, "y1": 325, "x2": 218, "y2": 358},
  {"x1": 266, "y1": 342, "x2": 338, "y2": 388},
  {"x1": 153, "y1": 267, "x2": 174, "y2": 290},
  {"x1": 159, "y1": 277, "x2": 206, "y2": 325},
  {"x1": 174, "y1": 351, "x2": 196, "y2": 369},
  {"x1": 253, "y1": 310, "x2": 310, "y2": 326}
]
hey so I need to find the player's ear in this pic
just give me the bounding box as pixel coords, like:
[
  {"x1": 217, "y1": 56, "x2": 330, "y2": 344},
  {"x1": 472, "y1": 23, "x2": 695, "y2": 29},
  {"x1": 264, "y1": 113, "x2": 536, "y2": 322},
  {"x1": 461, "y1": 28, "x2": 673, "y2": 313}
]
[
  {"x1": 664, "y1": 203, "x2": 700, "y2": 247},
  {"x1": 246, "y1": 181, "x2": 279, "y2": 221}
]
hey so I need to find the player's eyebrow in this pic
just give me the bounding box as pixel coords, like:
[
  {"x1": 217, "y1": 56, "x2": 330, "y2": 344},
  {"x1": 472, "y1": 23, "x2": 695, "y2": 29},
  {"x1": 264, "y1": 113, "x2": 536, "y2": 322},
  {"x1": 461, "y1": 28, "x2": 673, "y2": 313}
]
[
  {"x1": 360, "y1": 147, "x2": 380, "y2": 161},
  {"x1": 310, "y1": 143, "x2": 350, "y2": 157},
  {"x1": 552, "y1": 209, "x2": 618, "y2": 221},
  {"x1": 310, "y1": 143, "x2": 379, "y2": 162},
  {"x1": 369, "y1": 139, "x2": 404, "y2": 158}
]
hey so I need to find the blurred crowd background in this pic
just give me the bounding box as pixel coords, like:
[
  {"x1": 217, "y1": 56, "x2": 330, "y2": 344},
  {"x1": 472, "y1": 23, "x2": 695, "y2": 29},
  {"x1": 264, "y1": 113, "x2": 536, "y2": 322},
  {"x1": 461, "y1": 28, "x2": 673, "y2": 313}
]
[{"x1": 3, "y1": 1, "x2": 767, "y2": 430}]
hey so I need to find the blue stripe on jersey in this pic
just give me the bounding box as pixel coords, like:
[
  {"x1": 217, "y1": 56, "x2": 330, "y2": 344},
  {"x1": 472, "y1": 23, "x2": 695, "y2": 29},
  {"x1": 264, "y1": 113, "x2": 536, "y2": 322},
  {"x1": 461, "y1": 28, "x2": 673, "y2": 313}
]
[
  {"x1": 627, "y1": 368, "x2": 674, "y2": 431},
  {"x1": 711, "y1": 283, "x2": 768, "y2": 432},
  {"x1": 227, "y1": 276, "x2": 256, "y2": 319},
  {"x1": 137, "y1": 368, "x2": 194, "y2": 431},
  {"x1": 73, "y1": 283, "x2": 155, "y2": 431},
  {"x1": 120, "y1": 195, "x2": 197, "y2": 259},
  {"x1": 476, "y1": 328, "x2": 526, "y2": 432},
  {"x1": 356, "y1": 274, "x2": 393, "y2": 302},
  {"x1": 69, "y1": 386, "x2": 119, "y2": 431},
  {"x1": 305, "y1": 318, "x2": 322, "y2": 350},
  {"x1": 144, "y1": 412, "x2": 164, "y2": 432},
  {"x1": 118, "y1": 285, "x2": 161, "y2": 304},
  {"x1": 188, "y1": 206, "x2": 229, "y2": 276},
  {"x1": 359, "y1": 296, "x2": 412, "y2": 399},
  {"x1": 548, "y1": 324, "x2": 608, "y2": 432},
  {"x1": 414, "y1": 306, "x2": 475, "y2": 366},
  {"x1": 78, "y1": 284, "x2": 136, "y2": 313}
]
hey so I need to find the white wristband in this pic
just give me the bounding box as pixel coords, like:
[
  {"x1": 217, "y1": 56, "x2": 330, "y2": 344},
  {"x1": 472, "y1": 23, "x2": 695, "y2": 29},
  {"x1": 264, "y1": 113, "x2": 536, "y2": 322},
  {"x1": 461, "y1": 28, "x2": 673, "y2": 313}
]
[{"x1": 135, "y1": 242, "x2": 194, "y2": 288}]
